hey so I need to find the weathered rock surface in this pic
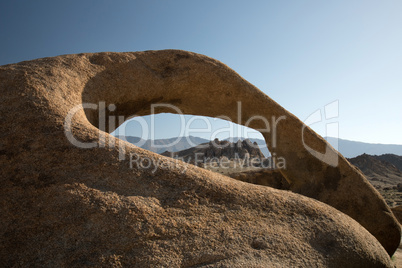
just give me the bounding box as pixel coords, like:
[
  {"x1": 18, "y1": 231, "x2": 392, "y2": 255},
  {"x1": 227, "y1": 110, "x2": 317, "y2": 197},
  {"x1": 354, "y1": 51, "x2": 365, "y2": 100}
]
[
  {"x1": 229, "y1": 169, "x2": 290, "y2": 190},
  {"x1": 392, "y1": 206, "x2": 402, "y2": 225},
  {"x1": 0, "y1": 50, "x2": 398, "y2": 266}
]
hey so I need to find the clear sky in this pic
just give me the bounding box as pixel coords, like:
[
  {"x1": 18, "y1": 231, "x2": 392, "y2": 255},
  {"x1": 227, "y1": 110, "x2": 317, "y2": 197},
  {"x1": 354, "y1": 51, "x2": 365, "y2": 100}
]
[{"x1": 1, "y1": 1, "x2": 401, "y2": 144}]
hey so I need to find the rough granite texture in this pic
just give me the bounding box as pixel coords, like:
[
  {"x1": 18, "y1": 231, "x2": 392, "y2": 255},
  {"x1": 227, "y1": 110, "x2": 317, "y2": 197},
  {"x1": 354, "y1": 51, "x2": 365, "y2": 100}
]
[{"x1": 0, "y1": 50, "x2": 399, "y2": 267}]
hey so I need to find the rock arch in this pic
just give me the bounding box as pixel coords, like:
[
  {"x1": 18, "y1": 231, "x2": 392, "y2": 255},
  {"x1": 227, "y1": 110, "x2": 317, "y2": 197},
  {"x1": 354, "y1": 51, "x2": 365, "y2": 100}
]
[
  {"x1": 82, "y1": 50, "x2": 400, "y2": 255},
  {"x1": 0, "y1": 50, "x2": 399, "y2": 266}
]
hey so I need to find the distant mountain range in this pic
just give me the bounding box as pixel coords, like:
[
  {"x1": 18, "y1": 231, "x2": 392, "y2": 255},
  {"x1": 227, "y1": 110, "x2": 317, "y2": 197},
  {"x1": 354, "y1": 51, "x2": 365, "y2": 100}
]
[
  {"x1": 115, "y1": 135, "x2": 209, "y2": 154},
  {"x1": 347, "y1": 154, "x2": 402, "y2": 207},
  {"x1": 116, "y1": 135, "x2": 270, "y2": 156},
  {"x1": 116, "y1": 135, "x2": 402, "y2": 158},
  {"x1": 325, "y1": 137, "x2": 402, "y2": 158},
  {"x1": 347, "y1": 154, "x2": 402, "y2": 188}
]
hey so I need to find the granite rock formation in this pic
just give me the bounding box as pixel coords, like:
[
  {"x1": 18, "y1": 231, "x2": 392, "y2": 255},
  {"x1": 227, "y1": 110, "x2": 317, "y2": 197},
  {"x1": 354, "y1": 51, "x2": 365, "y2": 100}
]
[
  {"x1": 161, "y1": 138, "x2": 265, "y2": 165},
  {"x1": 0, "y1": 50, "x2": 399, "y2": 266},
  {"x1": 229, "y1": 169, "x2": 291, "y2": 190}
]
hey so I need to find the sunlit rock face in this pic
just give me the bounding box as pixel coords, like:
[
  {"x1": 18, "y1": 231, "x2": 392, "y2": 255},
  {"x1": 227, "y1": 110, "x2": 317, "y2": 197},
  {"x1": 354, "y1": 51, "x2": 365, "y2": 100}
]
[{"x1": 0, "y1": 50, "x2": 398, "y2": 266}]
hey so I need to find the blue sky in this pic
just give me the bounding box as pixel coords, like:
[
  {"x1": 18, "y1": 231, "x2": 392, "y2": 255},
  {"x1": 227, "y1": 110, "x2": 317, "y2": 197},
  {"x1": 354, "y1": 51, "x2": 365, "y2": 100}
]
[{"x1": 1, "y1": 1, "x2": 401, "y2": 144}]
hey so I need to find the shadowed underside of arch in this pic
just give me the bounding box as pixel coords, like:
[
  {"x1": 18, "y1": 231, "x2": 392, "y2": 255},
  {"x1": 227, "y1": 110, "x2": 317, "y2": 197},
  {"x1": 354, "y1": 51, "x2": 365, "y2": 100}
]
[{"x1": 0, "y1": 50, "x2": 399, "y2": 266}]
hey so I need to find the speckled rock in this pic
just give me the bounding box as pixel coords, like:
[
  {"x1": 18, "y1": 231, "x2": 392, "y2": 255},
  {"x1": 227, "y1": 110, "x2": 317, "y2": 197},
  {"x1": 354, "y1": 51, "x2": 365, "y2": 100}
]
[{"x1": 0, "y1": 50, "x2": 397, "y2": 266}]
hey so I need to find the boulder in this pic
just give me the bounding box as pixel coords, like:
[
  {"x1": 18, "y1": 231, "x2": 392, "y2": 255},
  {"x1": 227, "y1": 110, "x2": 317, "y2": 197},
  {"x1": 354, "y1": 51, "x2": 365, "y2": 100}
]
[
  {"x1": 392, "y1": 206, "x2": 402, "y2": 225},
  {"x1": 0, "y1": 50, "x2": 397, "y2": 266}
]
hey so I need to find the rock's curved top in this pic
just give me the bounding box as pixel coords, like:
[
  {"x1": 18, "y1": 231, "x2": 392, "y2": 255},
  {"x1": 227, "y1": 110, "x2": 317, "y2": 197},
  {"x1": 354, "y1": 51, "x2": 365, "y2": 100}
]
[{"x1": 0, "y1": 50, "x2": 398, "y2": 266}]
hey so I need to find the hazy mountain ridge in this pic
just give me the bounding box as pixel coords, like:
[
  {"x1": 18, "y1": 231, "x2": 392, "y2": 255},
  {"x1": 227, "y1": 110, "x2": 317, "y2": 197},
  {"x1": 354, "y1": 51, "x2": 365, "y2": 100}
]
[
  {"x1": 115, "y1": 135, "x2": 209, "y2": 154},
  {"x1": 325, "y1": 137, "x2": 402, "y2": 158},
  {"x1": 117, "y1": 135, "x2": 402, "y2": 158}
]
